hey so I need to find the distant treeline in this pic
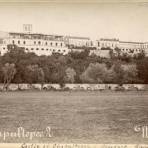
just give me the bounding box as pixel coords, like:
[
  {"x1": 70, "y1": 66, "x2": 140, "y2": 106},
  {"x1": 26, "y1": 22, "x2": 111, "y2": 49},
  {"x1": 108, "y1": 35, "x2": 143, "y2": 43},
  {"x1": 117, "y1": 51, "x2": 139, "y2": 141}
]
[{"x1": 0, "y1": 45, "x2": 148, "y2": 90}]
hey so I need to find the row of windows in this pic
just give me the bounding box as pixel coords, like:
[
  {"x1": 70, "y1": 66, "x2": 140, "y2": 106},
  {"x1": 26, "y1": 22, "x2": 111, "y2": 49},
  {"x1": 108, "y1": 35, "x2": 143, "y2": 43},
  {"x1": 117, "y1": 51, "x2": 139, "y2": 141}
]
[
  {"x1": 12, "y1": 40, "x2": 64, "y2": 47},
  {"x1": 101, "y1": 43, "x2": 116, "y2": 47},
  {"x1": 25, "y1": 48, "x2": 66, "y2": 53},
  {"x1": 9, "y1": 40, "x2": 148, "y2": 49},
  {"x1": 121, "y1": 48, "x2": 142, "y2": 52},
  {"x1": 142, "y1": 45, "x2": 148, "y2": 48},
  {"x1": 1, "y1": 46, "x2": 143, "y2": 53},
  {"x1": 100, "y1": 43, "x2": 146, "y2": 49}
]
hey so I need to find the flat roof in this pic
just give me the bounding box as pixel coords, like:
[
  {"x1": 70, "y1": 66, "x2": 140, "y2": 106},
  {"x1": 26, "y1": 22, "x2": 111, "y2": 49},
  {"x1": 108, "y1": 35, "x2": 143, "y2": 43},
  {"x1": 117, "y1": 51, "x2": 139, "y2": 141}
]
[
  {"x1": 100, "y1": 38, "x2": 119, "y2": 41},
  {"x1": 119, "y1": 41, "x2": 143, "y2": 44},
  {"x1": 9, "y1": 32, "x2": 64, "y2": 38},
  {"x1": 65, "y1": 36, "x2": 90, "y2": 40}
]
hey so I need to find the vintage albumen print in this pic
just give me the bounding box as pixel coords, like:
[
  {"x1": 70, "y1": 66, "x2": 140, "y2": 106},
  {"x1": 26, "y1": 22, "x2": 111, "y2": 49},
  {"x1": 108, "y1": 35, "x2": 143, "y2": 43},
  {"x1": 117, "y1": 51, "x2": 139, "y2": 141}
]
[{"x1": 0, "y1": 0, "x2": 148, "y2": 147}]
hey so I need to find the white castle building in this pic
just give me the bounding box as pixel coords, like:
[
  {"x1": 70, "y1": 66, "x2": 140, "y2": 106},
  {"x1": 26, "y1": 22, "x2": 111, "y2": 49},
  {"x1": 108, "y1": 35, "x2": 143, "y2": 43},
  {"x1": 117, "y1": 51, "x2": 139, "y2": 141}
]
[
  {"x1": 64, "y1": 36, "x2": 94, "y2": 52},
  {"x1": 0, "y1": 32, "x2": 70, "y2": 56},
  {"x1": 90, "y1": 38, "x2": 148, "y2": 58},
  {"x1": 0, "y1": 30, "x2": 96, "y2": 56},
  {"x1": 0, "y1": 30, "x2": 148, "y2": 58}
]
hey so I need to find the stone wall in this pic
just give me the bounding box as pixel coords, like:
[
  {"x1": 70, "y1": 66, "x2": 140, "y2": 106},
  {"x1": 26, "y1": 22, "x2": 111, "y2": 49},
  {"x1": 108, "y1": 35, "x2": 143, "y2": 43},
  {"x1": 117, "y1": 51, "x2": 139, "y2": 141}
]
[{"x1": 0, "y1": 83, "x2": 147, "y2": 91}]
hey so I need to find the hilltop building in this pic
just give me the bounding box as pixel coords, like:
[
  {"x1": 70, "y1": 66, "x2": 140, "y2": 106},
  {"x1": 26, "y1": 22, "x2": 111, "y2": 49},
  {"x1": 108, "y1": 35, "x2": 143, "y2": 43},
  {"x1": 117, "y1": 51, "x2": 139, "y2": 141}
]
[
  {"x1": 90, "y1": 38, "x2": 148, "y2": 58},
  {"x1": 0, "y1": 32, "x2": 70, "y2": 56},
  {"x1": 0, "y1": 30, "x2": 148, "y2": 58},
  {"x1": 64, "y1": 36, "x2": 93, "y2": 52}
]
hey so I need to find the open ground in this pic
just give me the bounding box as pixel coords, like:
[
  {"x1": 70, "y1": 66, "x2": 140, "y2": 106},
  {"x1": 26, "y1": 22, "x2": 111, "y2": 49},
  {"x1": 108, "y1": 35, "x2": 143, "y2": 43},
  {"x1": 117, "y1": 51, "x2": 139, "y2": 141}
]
[{"x1": 0, "y1": 91, "x2": 148, "y2": 143}]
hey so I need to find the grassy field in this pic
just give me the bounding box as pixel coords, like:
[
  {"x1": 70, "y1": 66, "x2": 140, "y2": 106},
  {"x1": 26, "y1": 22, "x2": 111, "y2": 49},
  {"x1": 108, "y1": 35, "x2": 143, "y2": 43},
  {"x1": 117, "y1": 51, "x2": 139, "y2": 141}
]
[{"x1": 0, "y1": 91, "x2": 148, "y2": 143}]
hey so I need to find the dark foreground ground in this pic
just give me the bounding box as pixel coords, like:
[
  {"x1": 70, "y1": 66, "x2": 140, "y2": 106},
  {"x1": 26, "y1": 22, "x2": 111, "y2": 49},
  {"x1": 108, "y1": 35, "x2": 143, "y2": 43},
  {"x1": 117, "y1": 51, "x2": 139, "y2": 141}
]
[{"x1": 0, "y1": 91, "x2": 148, "y2": 143}]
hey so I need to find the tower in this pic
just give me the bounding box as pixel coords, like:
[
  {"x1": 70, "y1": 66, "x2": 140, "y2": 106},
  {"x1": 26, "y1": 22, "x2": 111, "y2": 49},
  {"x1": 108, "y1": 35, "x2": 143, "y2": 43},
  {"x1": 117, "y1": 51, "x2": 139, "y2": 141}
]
[{"x1": 23, "y1": 24, "x2": 32, "y2": 33}]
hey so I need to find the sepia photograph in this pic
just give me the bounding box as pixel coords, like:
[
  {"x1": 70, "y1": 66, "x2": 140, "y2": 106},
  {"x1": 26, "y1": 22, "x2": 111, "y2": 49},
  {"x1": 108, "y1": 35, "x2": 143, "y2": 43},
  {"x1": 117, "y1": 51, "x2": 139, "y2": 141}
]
[{"x1": 0, "y1": 0, "x2": 148, "y2": 146}]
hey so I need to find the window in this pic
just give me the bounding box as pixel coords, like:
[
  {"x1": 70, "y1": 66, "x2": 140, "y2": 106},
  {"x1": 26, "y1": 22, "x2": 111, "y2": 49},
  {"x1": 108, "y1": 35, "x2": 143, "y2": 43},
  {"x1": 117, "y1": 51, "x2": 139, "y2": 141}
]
[
  {"x1": 36, "y1": 48, "x2": 39, "y2": 50},
  {"x1": 3, "y1": 47, "x2": 5, "y2": 50},
  {"x1": 26, "y1": 48, "x2": 28, "y2": 51},
  {"x1": 98, "y1": 42, "x2": 100, "y2": 47},
  {"x1": 38, "y1": 41, "x2": 41, "y2": 45},
  {"x1": 50, "y1": 42, "x2": 53, "y2": 46},
  {"x1": 41, "y1": 48, "x2": 44, "y2": 50},
  {"x1": 12, "y1": 40, "x2": 15, "y2": 44},
  {"x1": 34, "y1": 41, "x2": 36, "y2": 45},
  {"x1": 53, "y1": 49, "x2": 55, "y2": 52},
  {"x1": 45, "y1": 42, "x2": 48, "y2": 45},
  {"x1": 18, "y1": 40, "x2": 20, "y2": 44},
  {"x1": 31, "y1": 48, "x2": 34, "y2": 50},
  {"x1": 23, "y1": 41, "x2": 26, "y2": 44},
  {"x1": 46, "y1": 49, "x2": 48, "y2": 51},
  {"x1": 58, "y1": 49, "x2": 61, "y2": 52},
  {"x1": 55, "y1": 43, "x2": 58, "y2": 46},
  {"x1": 61, "y1": 43, "x2": 63, "y2": 47}
]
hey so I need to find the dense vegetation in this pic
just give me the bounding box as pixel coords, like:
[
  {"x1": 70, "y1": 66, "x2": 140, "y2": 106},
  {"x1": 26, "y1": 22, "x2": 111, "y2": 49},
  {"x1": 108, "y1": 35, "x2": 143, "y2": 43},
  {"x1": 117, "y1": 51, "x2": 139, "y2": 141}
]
[{"x1": 0, "y1": 44, "x2": 148, "y2": 89}]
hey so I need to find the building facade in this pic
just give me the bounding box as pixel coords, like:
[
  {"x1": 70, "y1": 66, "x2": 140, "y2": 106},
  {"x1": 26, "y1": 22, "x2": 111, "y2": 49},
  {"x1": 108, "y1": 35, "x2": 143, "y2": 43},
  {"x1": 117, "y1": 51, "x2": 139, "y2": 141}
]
[
  {"x1": 0, "y1": 32, "x2": 70, "y2": 56},
  {"x1": 0, "y1": 31, "x2": 148, "y2": 58},
  {"x1": 90, "y1": 38, "x2": 148, "y2": 58},
  {"x1": 118, "y1": 41, "x2": 143, "y2": 56},
  {"x1": 98, "y1": 38, "x2": 119, "y2": 49},
  {"x1": 64, "y1": 36, "x2": 91, "y2": 47},
  {"x1": 64, "y1": 36, "x2": 94, "y2": 52}
]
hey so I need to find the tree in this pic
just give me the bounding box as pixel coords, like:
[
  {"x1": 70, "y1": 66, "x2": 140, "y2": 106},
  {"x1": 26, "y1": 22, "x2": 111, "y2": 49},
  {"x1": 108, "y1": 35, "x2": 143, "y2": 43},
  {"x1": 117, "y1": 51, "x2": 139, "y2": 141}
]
[
  {"x1": 0, "y1": 58, "x2": 3, "y2": 83},
  {"x1": 109, "y1": 49, "x2": 115, "y2": 59},
  {"x1": 121, "y1": 64, "x2": 138, "y2": 83},
  {"x1": 69, "y1": 49, "x2": 89, "y2": 60},
  {"x1": 2, "y1": 63, "x2": 17, "y2": 90},
  {"x1": 113, "y1": 62, "x2": 124, "y2": 85},
  {"x1": 2, "y1": 45, "x2": 37, "y2": 83},
  {"x1": 120, "y1": 53, "x2": 132, "y2": 62},
  {"x1": 36, "y1": 67, "x2": 45, "y2": 89},
  {"x1": 135, "y1": 50, "x2": 146, "y2": 60},
  {"x1": 25, "y1": 65, "x2": 45, "y2": 88},
  {"x1": 54, "y1": 65, "x2": 66, "y2": 88},
  {"x1": 65, "y1": 67, "x2": 76, "y2": 83},
  {"x1": 109, "y1": 47, "x2": 122, "y2": 60},
  {"x1": 114, "y1": 47, "x2": 122, "y2": 58},
  {"x1": 80, "y1": 63, "x2": 115, "y2": 83},
  {"x1": 136, "y1": 58, "x2": 148, "y2": 83}
]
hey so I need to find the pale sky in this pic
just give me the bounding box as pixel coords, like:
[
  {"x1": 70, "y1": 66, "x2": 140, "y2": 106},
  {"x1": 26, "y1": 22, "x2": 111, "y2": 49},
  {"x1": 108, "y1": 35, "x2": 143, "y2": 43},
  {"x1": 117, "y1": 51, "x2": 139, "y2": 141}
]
[{"x1": 0, "y1": 1, "x2": 148, "y2": 42}]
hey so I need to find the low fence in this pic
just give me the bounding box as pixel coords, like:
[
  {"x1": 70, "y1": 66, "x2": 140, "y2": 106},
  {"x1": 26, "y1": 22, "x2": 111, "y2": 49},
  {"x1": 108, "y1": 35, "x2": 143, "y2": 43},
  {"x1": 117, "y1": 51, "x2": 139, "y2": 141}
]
[{"x1": 0, "y1": 83, "x2": 148, "y2": 91}]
